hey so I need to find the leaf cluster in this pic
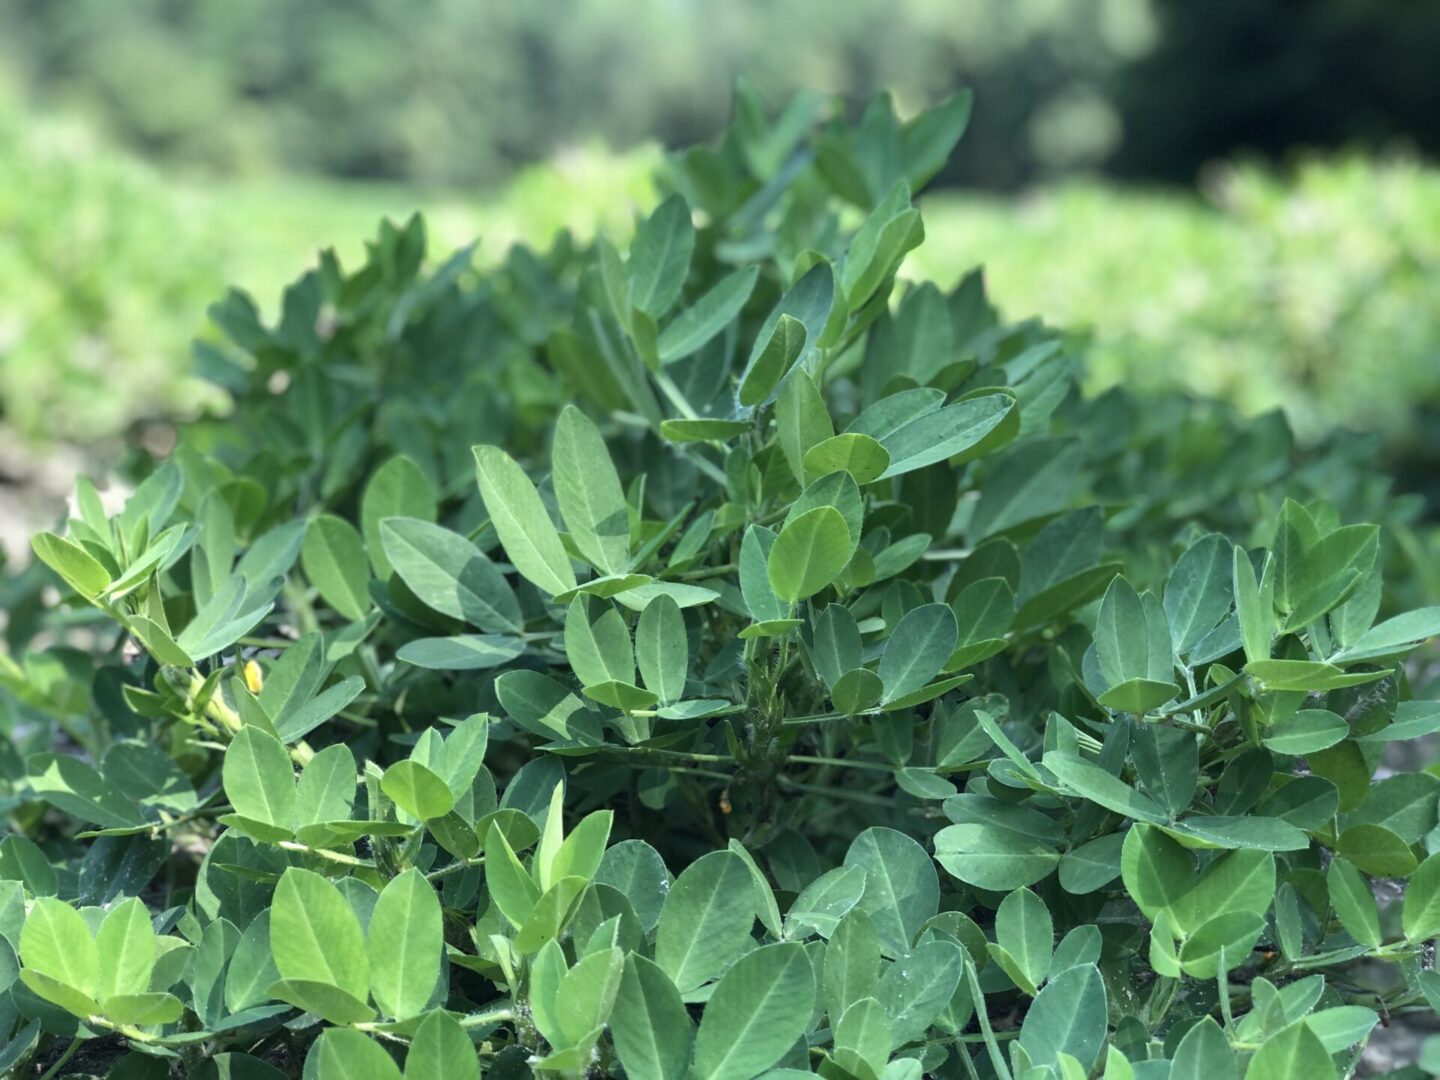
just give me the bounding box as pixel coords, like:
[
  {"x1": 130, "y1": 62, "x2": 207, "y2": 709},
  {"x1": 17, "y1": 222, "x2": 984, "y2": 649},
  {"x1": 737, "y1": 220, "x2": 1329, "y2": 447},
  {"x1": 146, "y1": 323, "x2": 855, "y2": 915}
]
[{"x1": 5, "y1": 87, "x2": 1440, "y2": 1078}]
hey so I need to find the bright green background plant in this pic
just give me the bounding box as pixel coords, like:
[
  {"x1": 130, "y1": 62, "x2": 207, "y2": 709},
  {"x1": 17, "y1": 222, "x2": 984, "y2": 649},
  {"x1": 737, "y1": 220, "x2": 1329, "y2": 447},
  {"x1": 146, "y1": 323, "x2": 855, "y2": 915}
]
[{"x1": 2, "y1": 88, "x2": 1440, "y2": 1078}]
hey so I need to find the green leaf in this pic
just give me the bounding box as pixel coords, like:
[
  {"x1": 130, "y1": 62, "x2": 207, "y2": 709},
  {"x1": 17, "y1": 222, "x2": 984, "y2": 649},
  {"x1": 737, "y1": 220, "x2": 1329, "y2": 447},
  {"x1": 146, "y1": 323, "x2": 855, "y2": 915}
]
[
  {"x1": 1262, "y1": 709, "x2": 1348, "y2": 755},
  {"x1": 1167, "y1": 849, "x2": 1276, "y2": 935},
  {"x1": 657, "y1": 267, "x2": 759, "y2": 365},
  {"x1": 784, "y1": 864, "x2": 867, "y2": 939},
  {"x1": 776, "y1": 368, "x2": 834, "y2": 484},
  {"x1": 555, "y1": 945, "x2": 625, "y2": 1045},
  {"x1": 844, "y1": 826, "x2": 939, "y2": 958},
  {"x1": 382, "y1": 760, "x2": 456, "y2": 821},
  {"x1": 1234, "y1": 546, "x2": 1273, "y2": 664},
  {"x1": 380, "y1": 518, "x2": 521, "y2": 631},
  {"x1": 1018, "y1": 963, "x2": 1107, "y2": 1072},
  {"x1": 20, "y1": 897, "x2": 97, "y2": 997},
  {"x1": 553, "y1": 405, "x2": 631, "y2": 575},
  {"x1": 739, "y1": 262, "x2": 835, "y2": 403},
  {"x1": 405, "y1": 1010, "x2": 480, "y2": 1080},
  {"x1": 834, "y1": 997, "x2": 891, "y2": 1080},
  {"x1": 878, "y1": 603, "x2": 958, "y2": 705},
  {"x1": 31, "y1": 531, "x2": 111, "y2": 598},
  {"x1": 103, "y1": 991, "x2": 184, "y2": 1025},
  {"x1": 1243, "y1": 1019, "x2": 1335, "y2": 1080},
  {"x1": 368, "y1": 869, "x2": 442, "y2": 1020},
  {"x1": 1120, "y1": 824, "x2": 1194, "y2": 921},
  {"x1": 95, "y1": 898, "x2": 154, "y2": 1001},
  {"x1": 302, "y1": 514, "x2": 371, "y2": 621},
  {"x1": 1330, "y1": 606, "x2": 1440, "y2": 663},
  {"x1": 484, "y1": 821, "x2": 541, "y2": 929},
  {"x1": 1043, "y1": 752, "x2": 1166, "y2": 823},
  {"x1": 691, "y1": 942, "x2": 815, "y2": 1080},
  {"x1": 1165, "y1": 534, "x2": 1235, "y2": 657},
  {"x1": 993, "y1": 887, "x2": 1052, "y2": 991},
  {"x1": 361, "y1": 455, "x2": 438, "y2": 580},
  {"x1": 396, "y1": 634, "x2": 525, "y2": 670},
  {"x1": 597, "y1": 840, "x2": 671, "y2": 933},
  {"x1": 270, "y1": 867, "x2": 369, "y2": 1001},
  {"x1": 1130, "y1": 723, "x2": 1198, "y2": 817},
  {"x1": 636, "y1": 594, "x2": 687, "y2": 705},
  {"x1": 1170, "y1": 1017, "x2": 1236, "y2": 1080},
  {"x1": 294, "y1": 743, "x2": 357, "y2": 827},
  {"x1": 307, "y1": 1029, "x2": 402, "y2": 1079},
  {"x1": 26, "y1": 752, "x2": 146, "y2": 829},
  {"x1": 1095, "y1": 576, "x2": 1173, "y2": 690},
  {"x1": 826, "y1": 908, "x2": 881, "y2": 1023},
  {"x1": 804, "y1": 433, "x2": 890, "y2": 485},
  {"x1": 768, "y1": 506, "x2": 852, "y2": 602},
  {"x1": 658, "y1": 418, "x2": 753, "y2": 443},
  {"x1": 472, "y1": 445, "x2": 577, "y2": 596},
  {"x1": 19, "y1": 969, "x2": 100, "y2": 1018},
  {"x1": 1403, "y1": 852, "x2": 1440, "y2": 943},
  {"x1": 1178, "y1": 911, "x2": 1265, "y2": 978},
  {"x1": 878, "y1": 937, "x2": 962, "y2": 1044},
  {"x1": 655, "y1": 850, "x2": 756, "y2": 993},
  {"x1": 935, "y1": 797, "x2": 1062, "y2": 891},
  {"x1": 873, "y1": 393, "x2": 1015, "y2": 479},
  {"x1": 222, "y1": 726, "x2": 295, "y2": 832},
  {"x1": 739, "y1": 314, "x2": 807, "y2": 408},
  {"x1": 629, "y1": 194, "x2": 695, "y2": 318},
  {"x1": 1327, "y1": 858, "x2": 1381, "y2": 948}
]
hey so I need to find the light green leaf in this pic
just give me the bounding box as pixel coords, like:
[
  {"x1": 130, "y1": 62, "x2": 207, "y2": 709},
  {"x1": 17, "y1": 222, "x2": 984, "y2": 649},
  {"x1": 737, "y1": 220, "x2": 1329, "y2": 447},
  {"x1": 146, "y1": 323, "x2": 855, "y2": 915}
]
[
  {"x1": 361, "y1": 455, "x2": 438, "y2": 580},
  {"x1": 270, "y1": 867, "x2": 369, "y2": 1001},
  {"x1": 1327, "y1": 858, "x2": 1381, "y2": 948},
  {"x1": 472, "y1": 445, "x2": 577, "y2": 596},
  {"x1": 629, "y1": 194, "x2": 695, "y2": 318},
  {"x1": 95, "y1": 897, "x2": 155, "y2": 1001},
  {"x1": 994, "y1": 888, "x2": 1052, "y2": 991},
  {"x1": 658, "y1": 266, "x2": 759, "y2": 365},
  {"x1": 307, "y1": 1029, "x2": 402, "y2": 1079},
  {"x1": 20, "y1": 897, "x2": 97, "y2": 996},
  {"x1": 405, "y1": 1010, "x2": 480, "y2": 1080},
  {"x1": 380, "y1": 517, "x2": 521, "y2": 631},
  {"x1": 738, "y1": 314, "x2": 807, "y2": 408},
  {"x1": 655, "y1": 850, "x2": 756, "y2": 993},
  {"x1": 1403, "y1": 852, "x2": 1440, "y2": 943},
  {"x1": 382, "y1": 760, "x2": 456, "y2": 822},
  {"x1": 1018, "y1": 963, "x2": 1107, "y2": 1072},
  {"x1": 1243, "y1": 1019, "x2": 1335, "y2": 1080},
  {"x1": 32, "y1": 531, "x2": 111, "y2": 598},
  {"x1": 691, "y1": 943, "x2": 815, "y2": 1080},
  {"x1": 396, "y1": 634, "x2": 525, "y2": 670},
  {"x1": 844, "y1": 826, "x2": 939, "y2": 958},
  {"x1": 369, "y1": 869, "x2": 442, "y2": 1020},
  {"x1": 878, "y1": 603, "x2": 957, "y2": 705},
  {"x1": 302, "y1": 514, "x2": 371, "y2": 621},
  {"x1": 1170, "y1": 1017, "x2": 1236, "y2": 1080},
  {"x1": 768, "y1": 506, "x2": 851, "y2": 602},
  {"x1": 636, "y1": 594, "x2": 687, "y2": 705},
  {"x1": 222, "y1": 726, "x2": 295, "y2": 832},
  {"x1": 553, "y1": 405, "x2": 631, "y2": 575}
]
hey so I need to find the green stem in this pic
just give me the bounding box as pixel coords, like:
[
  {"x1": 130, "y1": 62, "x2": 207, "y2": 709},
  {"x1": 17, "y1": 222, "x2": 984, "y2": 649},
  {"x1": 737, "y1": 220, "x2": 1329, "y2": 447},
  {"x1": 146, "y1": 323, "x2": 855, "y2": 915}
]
[
  {"x1": 277, "y1": 840, "x2": 373, "y2": 868},
  {"x1": 38, "y1": 1037, "x2": 81, "y2": 1080},
  {"x1": 788, "y1": 754, "x2": 892, "y2": 773},
  {"x1": 425, "y1": 857, "x2": 486, "y2": 882}
]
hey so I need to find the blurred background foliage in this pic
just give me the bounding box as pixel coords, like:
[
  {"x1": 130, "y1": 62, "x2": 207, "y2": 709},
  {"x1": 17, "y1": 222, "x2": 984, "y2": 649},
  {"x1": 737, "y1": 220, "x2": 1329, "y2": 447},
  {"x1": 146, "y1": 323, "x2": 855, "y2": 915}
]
[{"x1": 2, "y1": 0, "x2": 1439, "y2": 509}]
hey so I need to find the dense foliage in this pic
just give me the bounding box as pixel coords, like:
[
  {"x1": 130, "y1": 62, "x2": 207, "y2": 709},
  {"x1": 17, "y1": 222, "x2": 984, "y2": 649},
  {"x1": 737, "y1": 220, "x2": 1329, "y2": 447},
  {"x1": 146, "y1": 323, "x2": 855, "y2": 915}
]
[{"x1": 5, "y1": 90, "x2": 1440, "y2": 1078}]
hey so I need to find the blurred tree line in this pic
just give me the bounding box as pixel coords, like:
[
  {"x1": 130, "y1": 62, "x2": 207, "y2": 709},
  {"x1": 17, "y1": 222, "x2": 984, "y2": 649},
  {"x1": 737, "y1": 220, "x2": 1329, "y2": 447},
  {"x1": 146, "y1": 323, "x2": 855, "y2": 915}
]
[{"x1": 5, "y1": 0, "x2": 1438, "y2": 191}]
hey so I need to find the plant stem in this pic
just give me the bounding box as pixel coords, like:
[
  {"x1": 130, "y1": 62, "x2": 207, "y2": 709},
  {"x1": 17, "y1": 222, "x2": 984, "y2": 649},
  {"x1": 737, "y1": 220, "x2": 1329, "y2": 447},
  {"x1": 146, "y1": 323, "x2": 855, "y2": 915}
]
[
  {"x1": 425, "y1": 856, "x2": 486, "y2": 882},
  {"x1": 38, "y1": 1037, "x2": 80, "y2": 1080},
  {"x1": 277, "y1": 840, "x2": 373, "y2": 868}
]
